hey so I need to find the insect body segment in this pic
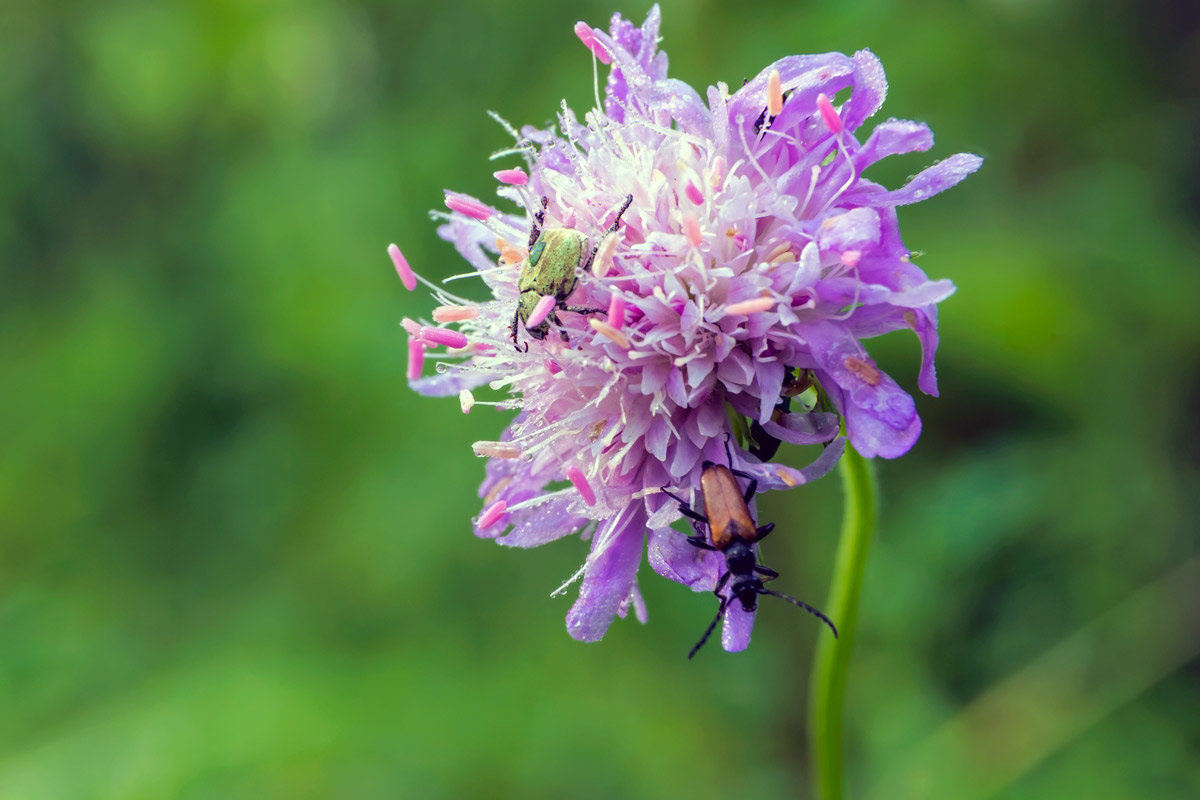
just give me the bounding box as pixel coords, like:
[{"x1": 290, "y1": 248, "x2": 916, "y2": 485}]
[
  {"x1": 663, "y1": 460, "x2": 837, "y2": 659},
  {"x1": 510, "y1": 194, "x2": 633, "y2": 350}
]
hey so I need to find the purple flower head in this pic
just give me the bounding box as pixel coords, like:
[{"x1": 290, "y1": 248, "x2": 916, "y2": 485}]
[{"x1": 396, "y1": 6, "x2": 980, "y2": 651}]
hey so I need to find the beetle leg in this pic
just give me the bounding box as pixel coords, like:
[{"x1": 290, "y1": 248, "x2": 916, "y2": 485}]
[
  {"x1": 713, "y1": 569, "x2": 731, "y2": 595},
  {"x1": 510, "y1": 308, "x2": 525, "y2": 351},
  {"x1": 528, "y1": 196, "x2": 548, "y2": 248},
  {"x1": 661, "y1": 489, "x2": 706, "y2": 523},
  {"x1": 754, "y1": 564, "x2": 779, "y2": 581},
  {"x1": 580, "y1": 194, "x2": 633, "y2": 274},
  {"x1": 561, "y1": 305, "x2": 606, "y2": 315},
  {"x1": 687, "y1": 592, "x2": 730, "y2": 660},
  {"x1": 545, "y1": 309, "x2": 570, "y2": 342},
  {"x1": 607, "y1": 194, "x2": 634, "y2": 234}
]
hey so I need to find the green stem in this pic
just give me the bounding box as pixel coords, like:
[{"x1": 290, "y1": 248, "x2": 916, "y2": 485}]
[{"x1": 808, "y1": 443, "x2": 878, "y2": 800}]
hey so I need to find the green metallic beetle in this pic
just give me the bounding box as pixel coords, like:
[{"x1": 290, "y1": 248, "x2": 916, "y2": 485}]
[{"x1": 510, "y1": 194, "x2": 633, "y2": 351}]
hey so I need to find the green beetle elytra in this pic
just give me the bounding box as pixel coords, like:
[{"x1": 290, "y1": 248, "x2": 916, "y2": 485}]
[{"x1": 510, "y1": 194, "x2": 633, "y2": 351}]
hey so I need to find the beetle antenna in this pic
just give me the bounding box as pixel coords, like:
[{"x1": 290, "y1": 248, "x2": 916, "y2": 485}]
[
  {"x1": 687, "y1": 597, "x2": 729, "y2": 659},
  {"x1": 761, "y1": 589, "x2": 838, "y2": 638}
]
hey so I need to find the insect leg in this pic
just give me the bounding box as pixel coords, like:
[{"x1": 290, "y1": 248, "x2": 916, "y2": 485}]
[
  {"x1": 510, "y1": 308, "x2": 527, "y2": 352},
  {"x1": 561, "y1": 305, "x2": 606, "y2": 315},
  {"x1": 661, "y1": 489, "x2": 706, "y2": 524},
  {"x1": 688, "y1": 593, "x2": 729, "y2": 660},
  {"x1": 528, "y1": 196, "x2": 548, "y2": 249},
  {"x1": 549, "y1": 309, "x2": 570, "y2": 342},
  {"x1": 688, "y1": 572, "x2": 734, "y2": 659},
  {"x1": 581, "y1": 194, "x2": 633, "y2": 273},
  {"x1": 606, "y1": 194, "x2": 634, "y2": 234}
]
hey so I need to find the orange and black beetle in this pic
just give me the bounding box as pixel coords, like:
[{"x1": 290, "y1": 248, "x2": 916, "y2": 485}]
[{"x1": 664, "y1": 457, "x2": 837, "y2": 658}]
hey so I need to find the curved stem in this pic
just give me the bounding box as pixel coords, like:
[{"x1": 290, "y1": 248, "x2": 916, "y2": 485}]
[{"x1": 808, "y1": 443, "x2": 878, "y2": 800}]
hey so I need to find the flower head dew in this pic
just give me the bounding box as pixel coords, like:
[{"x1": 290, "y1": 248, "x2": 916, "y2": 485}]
[{"x1": 390, "y1": 6, "x2": 981, "y2": 652}]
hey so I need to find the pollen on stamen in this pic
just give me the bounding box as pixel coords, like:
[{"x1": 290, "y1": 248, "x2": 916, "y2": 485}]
[
  {"x1": 777, "y1": 467, "x2": 798, "y2": 487},
  {"x1": 445, "y1": 193, "x2": 493, "y2": 221},
  {"x1": 841, "y1": 249, "x2": 862, "y2": 268},
  {"x1": 843, "y1": 355, "x2": 882, "y2": 386},
  {"x1": 708, "y1": 155, "x2": 727, "y2": 192},
  {"x1": 406, "y1": 338, "x2": 425, "y2": 381},
  {"x1": 387, "y1": 244, "x2": 417, "y2": 291},
  {"x1": 725, "y1": 297, "x2": 777, "y2": 315},
  {"x1": 497, "y1": 238, "x2": 526, "y2": 267},
  {"x1": 473, "y1": 440, "x2": 523, "y2": 459},
  {"x1": 589, "y1": 318, "x2": 631, "y2": 349},
  {"x1": 420, "y1": 326, "x2": 470, "y2": 349},
  {"x1": 765, "y1": 240, "x2": 793, "y2": 262},
  {"x1": 592, "y1": 232, "x2": 619, "y2": 278},
  {"x1": 459, "y1": 389, "x2": 475, "y2": 414},
  {"x1": 526, "y1": 295, "x2": 556, "y2": 328},
  {"x1": 683, "y1": 213, "x2": 703, "y2": 247},
  {"x1": 816, "y1": 92, "x2": 843, "y2": 134},
  {"x1": 766, "y1": 69, "x2": 784, "y2": 117},
  {"x1": 684, "y1": 180, "x2": 704, "y2": 205},
  {"x1": 574, "y1": 21, "x2": 612, "y2": 64},
  {"x1": 476, "y1": 500, "x2": 509, "y2": 529},
  {"x1": 544, "y1": 359, "x2": 562, "y2": 375},
  {"x1": 607, "y1": 292, "x2": 627, "y2": 329},
  {"x1": 401, "y1": 317, "x2": 422, "y2": 337},
  {"x1": 566, "y1": 466, "x2": 596, "y2": 506},
  {"x1": 433, "y1": 304, "x2": 480, "y2": 323},
  {"x1": 493, "y1": 167, "x2": 528, "y2": 185}
]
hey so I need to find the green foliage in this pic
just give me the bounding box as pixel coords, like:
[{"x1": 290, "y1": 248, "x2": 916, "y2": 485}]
[{"x1": 2, "y1": 0, "x2": 1197, "y2": 797}]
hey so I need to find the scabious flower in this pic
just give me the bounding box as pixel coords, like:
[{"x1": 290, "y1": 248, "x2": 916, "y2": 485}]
[{"x1": 395, "y1": 6, "x2": 980, "y2": 651}]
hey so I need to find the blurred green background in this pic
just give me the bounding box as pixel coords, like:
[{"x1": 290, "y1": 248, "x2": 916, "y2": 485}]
[{"x1": 3, "y1": 0, "x2": 1198, "y2": 797}]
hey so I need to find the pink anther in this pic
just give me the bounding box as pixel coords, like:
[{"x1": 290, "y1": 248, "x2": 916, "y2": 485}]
[
  {"x1": 387, "y1": 243, "x2": 417, "y2": 291},
  {"x1": 406, "y1": 338, "x2": 425, "y2": 380},
  {"x1": 493, "y1": 167, "x2": 528, "y2": 185},
  {"x1": 574, "y1": 21, "x2": 612, "y2": 64},
  {"x1": 445, "y1": 193, "x2": 493, "y2": 221},
  {"x1": 816, "y1": 93, "x2": 843, "y2": 134},
  {"x1": 607, "y1": 292, "x2": 627, "y2": 329},
  {"x1": 566, "y1": 466, "x2": 596, "y2": 506},
  {"x1": 525, "y1": 295, "x2": 556, "y2": 329},
  {"x1": 477, "y1": 500, "x2": 509, "y2": 528},
  {"x1": 420, "y1": 326, "x2": 469, "y2": 349},
  {"x1": 432, "y1": 305, "x2": 480, "y2": 323}
]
